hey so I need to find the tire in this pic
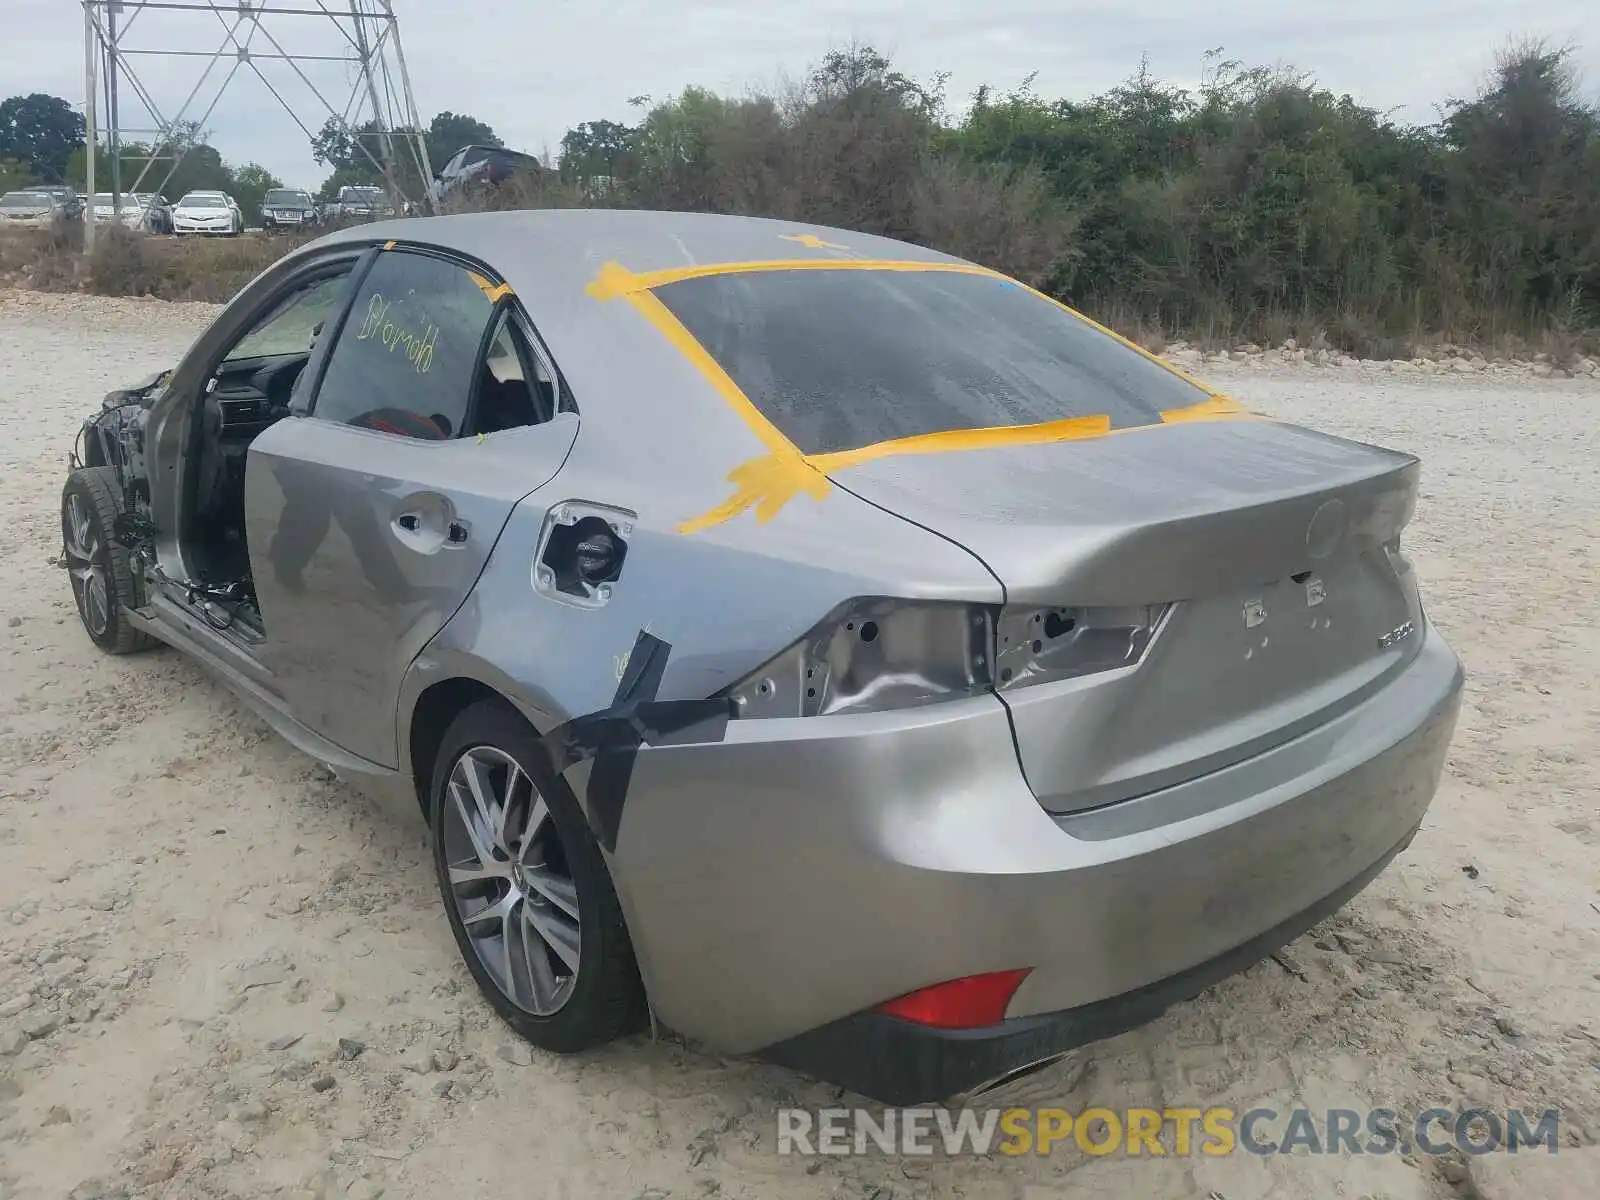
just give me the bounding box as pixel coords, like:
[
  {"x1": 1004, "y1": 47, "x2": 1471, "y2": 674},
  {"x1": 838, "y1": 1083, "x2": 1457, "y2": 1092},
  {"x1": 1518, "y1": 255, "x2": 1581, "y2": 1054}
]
[
  {"x1": 430, "y1": 699, "x2": 647, "y2": 1053},
  {"x1": 61, "y1": 466, "x2": 158, "y2": 655}
]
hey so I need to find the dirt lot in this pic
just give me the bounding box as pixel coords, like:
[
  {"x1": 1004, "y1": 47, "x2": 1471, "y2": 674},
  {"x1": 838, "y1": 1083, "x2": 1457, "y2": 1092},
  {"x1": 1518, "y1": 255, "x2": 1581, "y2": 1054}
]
[{"x1": 1, "y1": 290, "x2": 1597, "y2": 1200}]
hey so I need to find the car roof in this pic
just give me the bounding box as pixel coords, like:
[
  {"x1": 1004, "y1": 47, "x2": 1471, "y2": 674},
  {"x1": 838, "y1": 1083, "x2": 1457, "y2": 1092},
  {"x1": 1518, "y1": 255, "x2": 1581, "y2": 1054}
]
[{"x1": 322, "y1": 208, "x2": 958, "y2": 294}]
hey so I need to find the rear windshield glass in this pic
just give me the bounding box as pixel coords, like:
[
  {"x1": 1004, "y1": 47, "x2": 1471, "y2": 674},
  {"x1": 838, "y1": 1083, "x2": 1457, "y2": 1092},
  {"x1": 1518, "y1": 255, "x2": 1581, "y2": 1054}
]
[{"x1": 652, "y1": 269, "x2": 1209, "y2": 455}]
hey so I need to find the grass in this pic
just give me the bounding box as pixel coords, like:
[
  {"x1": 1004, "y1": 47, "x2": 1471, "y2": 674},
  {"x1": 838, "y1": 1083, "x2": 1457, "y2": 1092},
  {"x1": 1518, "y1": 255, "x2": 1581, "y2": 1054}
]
[{"x1": 0, "y1": 224, "x2": 309, "y2": 303}]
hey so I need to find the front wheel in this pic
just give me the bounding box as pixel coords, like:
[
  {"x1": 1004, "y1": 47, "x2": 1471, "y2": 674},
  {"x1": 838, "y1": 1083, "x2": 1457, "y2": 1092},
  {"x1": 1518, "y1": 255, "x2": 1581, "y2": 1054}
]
[
  {"x1": 61, "y1": 466, "x2": 158, "y2": 655},
  {"x1": 430, "y1": 700, "x2": 647, "y2": 1052}
]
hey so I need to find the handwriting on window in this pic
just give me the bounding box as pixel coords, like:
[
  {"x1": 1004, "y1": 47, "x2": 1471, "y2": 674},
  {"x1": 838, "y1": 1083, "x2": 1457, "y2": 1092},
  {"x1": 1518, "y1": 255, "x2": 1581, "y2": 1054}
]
[{"x1": 355, "y1": 292, "x2": 438, "y2": 374}]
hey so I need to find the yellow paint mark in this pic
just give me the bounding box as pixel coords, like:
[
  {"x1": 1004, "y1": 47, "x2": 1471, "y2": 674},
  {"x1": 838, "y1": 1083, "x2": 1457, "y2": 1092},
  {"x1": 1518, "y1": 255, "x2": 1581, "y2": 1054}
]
[
  {"x1": 810, "y1": 415, "x2": 1114, "y2": 472},
  {"x1": 675, "y1": 452, "x2": 831, "y2": 535},
  {"x1": 587, "y1": 256, "x2": 1000, "y2": 299},
  {"x1": 1159, "y1": 394, "x2": 1248, "y2": 422},
  {"x1": 584, "y1": 257, "x2": 1257, "y2": 534},
  {"x1": 467, "y1": 270, "x2": 514, "y2": 302},
  {"x1": 780, "y1": 233, "x2": 850, "y2": 250},
  {"x1": 382, "y1": 239, "x2": 397, "y2": 250},
  {"x1": 476, "y1": 432, "x2": 486, "y2": 444}
]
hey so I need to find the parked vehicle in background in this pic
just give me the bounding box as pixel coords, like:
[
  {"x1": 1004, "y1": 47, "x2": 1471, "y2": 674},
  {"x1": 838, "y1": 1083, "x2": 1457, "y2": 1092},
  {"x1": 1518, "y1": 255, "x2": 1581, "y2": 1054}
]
[
  {"x1": 0, "y1": 190, "x2": 66, "y2": 229},
  {"x1": 335, "y1": 185, "x2": 394, "y2": 221},
  {"x1": 171, "y1": 190, "x2": 243, "y2": 236},
  {"x1": 141, "y1": 194, "x2": 175, "y2": 234},
  {"x1": 88, "y1": 192, "x2": 165, "y2": 232},
  {"x1": 38, "y1": 185, "x2": 85, "y2": 221},
  {"x1": 261, "y1": 188, "x2": 319, "y2": 232},
  {"x1": 434, "y1": 144, "x2": 542, "y2": 204}
]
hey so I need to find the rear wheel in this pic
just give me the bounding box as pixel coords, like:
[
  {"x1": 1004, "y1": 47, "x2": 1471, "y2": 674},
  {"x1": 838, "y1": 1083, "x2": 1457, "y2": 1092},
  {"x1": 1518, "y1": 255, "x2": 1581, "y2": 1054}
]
[
  {"x1": 61, "y1": 466, "x2": 158, "y2": 655},
  {"x1": 430, "y1": 699, "x2": 647, "y2": 1052}
]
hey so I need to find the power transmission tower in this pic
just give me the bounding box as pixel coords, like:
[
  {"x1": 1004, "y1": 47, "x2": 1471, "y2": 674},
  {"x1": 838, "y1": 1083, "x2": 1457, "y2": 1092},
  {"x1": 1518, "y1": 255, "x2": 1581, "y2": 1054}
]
[{"x1": 80, "y1": 0, "x2": 436, "y2": 250}]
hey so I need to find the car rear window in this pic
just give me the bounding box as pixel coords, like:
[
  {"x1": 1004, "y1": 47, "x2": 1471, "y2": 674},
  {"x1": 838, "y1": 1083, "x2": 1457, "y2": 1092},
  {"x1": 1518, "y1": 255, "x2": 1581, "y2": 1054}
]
[{"x1": 651, "y1": 268, "x2": 1210, "y2": 455}]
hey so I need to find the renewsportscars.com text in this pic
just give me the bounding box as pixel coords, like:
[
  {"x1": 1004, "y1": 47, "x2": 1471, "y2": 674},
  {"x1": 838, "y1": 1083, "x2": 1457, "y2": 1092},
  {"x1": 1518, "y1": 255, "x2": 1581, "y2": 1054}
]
[{"x1": 776, "y1": 1106, "x2": 1562, "y2": 1158}]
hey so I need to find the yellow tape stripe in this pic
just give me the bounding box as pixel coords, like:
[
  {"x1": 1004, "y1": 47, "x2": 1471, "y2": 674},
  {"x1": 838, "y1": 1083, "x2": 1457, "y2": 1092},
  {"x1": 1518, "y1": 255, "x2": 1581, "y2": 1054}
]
[
  {"x1": 588, "y1": 257, "x2": 1002, "y2": 300},
  {"x1": 584, "y1": 257, "x2": 1253, "y2": 533},
  {"x1": 467, "y1": 271, "x2": 514, "y2": 302},
  {"x1": 809, "y1": 415, "x2": 1114, "y2": 472},
  {"x1": 622, "y1": 286, "x2": 799, "y2": 459},
  {"x1": 382, "y1": 239, "x2": 397, "y2": 250}
]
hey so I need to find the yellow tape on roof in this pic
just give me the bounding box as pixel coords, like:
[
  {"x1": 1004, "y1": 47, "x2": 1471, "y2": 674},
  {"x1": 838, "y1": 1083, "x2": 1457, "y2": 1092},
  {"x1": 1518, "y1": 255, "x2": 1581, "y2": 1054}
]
[
  {"x1": 585, "y1": 255, "x2": 1254, "y2": 534},
  {"x1": 467, "y1": 271, "x2": 514, "y2": 302}
]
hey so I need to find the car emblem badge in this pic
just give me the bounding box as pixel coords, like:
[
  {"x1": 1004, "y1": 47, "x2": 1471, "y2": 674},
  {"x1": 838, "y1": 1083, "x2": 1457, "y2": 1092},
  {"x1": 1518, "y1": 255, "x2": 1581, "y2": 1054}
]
[
  {"x1": 1242, "y1": 598, "x2": 1267, "y2": 628},
  {"x1": 1378, "y1": 620, "x2": 1415, "y2": 649},
  {"x1": 1304, "y1": 577, "x2": 1327, "y2": 607}
]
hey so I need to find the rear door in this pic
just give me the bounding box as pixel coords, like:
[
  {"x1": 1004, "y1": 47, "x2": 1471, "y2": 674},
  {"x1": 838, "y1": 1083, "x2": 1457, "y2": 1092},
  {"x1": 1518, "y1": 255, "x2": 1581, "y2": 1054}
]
[{"x1": 246, "y1": 245, "x2": 577, "y2": 767}]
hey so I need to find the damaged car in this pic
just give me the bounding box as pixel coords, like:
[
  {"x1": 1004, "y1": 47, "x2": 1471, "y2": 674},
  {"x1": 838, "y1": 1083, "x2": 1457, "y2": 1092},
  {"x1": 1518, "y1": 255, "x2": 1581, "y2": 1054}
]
[{"x1": 60, "y1": 210, "x2": 1464, "y2": 1104}]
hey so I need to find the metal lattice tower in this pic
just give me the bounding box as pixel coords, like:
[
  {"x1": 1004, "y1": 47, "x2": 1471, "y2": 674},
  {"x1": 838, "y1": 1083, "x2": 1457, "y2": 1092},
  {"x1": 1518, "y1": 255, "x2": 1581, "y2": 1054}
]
[{"x1": 80, "y1": 0, "x2": 435, "y2": 246}]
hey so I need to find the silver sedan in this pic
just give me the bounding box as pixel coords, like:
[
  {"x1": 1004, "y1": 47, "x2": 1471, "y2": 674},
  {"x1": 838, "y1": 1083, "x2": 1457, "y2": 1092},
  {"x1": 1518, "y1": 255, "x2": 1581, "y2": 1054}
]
[{"x1": 61, "y1": 210, "x2": 1463, "y2": 1103}]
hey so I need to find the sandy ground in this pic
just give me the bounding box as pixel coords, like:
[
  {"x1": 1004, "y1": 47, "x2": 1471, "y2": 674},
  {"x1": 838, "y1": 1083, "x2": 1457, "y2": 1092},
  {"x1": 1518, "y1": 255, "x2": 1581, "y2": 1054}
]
[{"x1": 1, "y1": 290, "x2": 1597, "y2": 1200}]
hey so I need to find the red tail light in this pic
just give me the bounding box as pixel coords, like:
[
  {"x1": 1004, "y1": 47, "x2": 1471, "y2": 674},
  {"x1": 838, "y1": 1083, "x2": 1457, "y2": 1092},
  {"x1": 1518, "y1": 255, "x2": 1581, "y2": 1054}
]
[{"x1": 875, "y1": 968, "x2": 1032, "y2": 1029}]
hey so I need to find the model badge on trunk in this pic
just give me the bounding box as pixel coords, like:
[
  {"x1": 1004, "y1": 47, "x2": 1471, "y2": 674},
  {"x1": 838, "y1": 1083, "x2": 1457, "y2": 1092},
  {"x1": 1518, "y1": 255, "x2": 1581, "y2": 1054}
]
[{"x1": 1378, "y1": 620, "x2": 1415, "y2": 649}]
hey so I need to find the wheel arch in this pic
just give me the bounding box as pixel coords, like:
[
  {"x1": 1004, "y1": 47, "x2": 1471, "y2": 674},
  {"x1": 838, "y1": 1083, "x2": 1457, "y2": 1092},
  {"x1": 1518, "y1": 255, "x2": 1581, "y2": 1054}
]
[
  {"x1": 402, "y1": 659, "x2": 663, "y2": 1025},
  {"x1": 399, "y1": 652, "x2": 567, "y2": 818}
]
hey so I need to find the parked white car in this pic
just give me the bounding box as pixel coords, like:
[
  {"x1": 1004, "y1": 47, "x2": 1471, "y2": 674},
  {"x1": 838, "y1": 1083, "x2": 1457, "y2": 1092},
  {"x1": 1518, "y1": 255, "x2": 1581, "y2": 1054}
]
[
  {"x1": 0, "y1": 190, "x2": 66, "y2": 229},
  {"x1": 171, "y1": 190, "x2": 243, "y2": 236},
  {"x1": 88, "y1": 192, "x2": 156, "y2": 231}
]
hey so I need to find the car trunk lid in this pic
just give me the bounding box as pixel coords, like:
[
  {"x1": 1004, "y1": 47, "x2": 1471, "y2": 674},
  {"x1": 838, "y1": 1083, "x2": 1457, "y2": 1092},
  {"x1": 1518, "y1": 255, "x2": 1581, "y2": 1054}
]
[{"x1": 830, "y1": 416, "x2": 1427, "y2": 813}]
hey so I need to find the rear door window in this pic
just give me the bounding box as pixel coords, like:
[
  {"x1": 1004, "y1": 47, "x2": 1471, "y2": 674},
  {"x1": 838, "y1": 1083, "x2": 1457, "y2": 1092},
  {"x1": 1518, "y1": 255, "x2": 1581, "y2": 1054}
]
[
  {"x1": 651, "y1": 269, "x2": 1210, "y2": 455},
  {"x1": 310, "y1": 250, "x2": 496, "y2": 440}
]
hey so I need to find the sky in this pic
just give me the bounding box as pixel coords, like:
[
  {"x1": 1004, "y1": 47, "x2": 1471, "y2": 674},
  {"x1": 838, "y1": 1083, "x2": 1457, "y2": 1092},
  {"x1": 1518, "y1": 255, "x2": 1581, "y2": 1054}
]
[{"x1": 3, "y1": 0, "x2": 1596, "y2": 191}]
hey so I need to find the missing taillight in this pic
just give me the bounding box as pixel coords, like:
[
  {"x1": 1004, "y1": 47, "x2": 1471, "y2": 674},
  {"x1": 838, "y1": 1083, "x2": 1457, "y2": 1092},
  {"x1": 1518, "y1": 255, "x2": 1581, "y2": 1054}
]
[
  {"x1": 725, "y1": 597, "x2": 1171, "y2": 718},
  {"x1": 994, "y1": 603, "x2": 1170, "y2": 692},
  {"x1": 725, "y1": 599, "x2": 995, "y2": 718}
]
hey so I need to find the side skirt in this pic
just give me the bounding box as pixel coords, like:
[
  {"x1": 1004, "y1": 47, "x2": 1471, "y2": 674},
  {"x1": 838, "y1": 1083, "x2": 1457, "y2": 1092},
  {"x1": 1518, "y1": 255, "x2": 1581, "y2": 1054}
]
[{"x1": 125, "y1": 601, "x2": 421, "y2": 826}]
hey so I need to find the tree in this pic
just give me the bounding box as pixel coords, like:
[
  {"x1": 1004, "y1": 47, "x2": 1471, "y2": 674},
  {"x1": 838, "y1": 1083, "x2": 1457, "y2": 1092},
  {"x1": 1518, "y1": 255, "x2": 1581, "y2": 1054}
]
[
  {"x1": 311, "y1": 115, "x2": 425, "y2": 197},
  {"x1": 162, "y1": 142, "x2": 234, "y2": 201},
  {"x1": 231, "y1": 163, "x2": 283, "y2": 223},
  {"x1": 66, "y1": 140, "x2": 158, "y2": 194},
  {"x1": 0, "y1": 93, "x2": 87, "y2": 183},
  {"x1": 0, "y1": 158, "x2": 32, "y2": 191},
  {"x1": 427, "y1": 111, "x2": 500, "y2": 168},
  {"x1": 559, "y1": 119, "x2": 634, "y2": 178}
]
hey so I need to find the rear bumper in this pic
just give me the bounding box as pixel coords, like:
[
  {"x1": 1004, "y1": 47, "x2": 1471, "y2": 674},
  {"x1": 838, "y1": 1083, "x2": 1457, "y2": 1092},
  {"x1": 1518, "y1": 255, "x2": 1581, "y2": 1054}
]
[
  {"x1": 761, "y1": 820, "x2": 1419, "y2": 1104},
  {"x1": 612, "y1": 626, "x2": 1463, "y2": 1090}
]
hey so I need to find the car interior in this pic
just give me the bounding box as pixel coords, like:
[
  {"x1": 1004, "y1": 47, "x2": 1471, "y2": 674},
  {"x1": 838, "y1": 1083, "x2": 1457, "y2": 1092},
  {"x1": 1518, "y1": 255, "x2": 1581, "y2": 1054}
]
[{"x1": 179, "y1": 269, "x2": 556, "y2": 636}]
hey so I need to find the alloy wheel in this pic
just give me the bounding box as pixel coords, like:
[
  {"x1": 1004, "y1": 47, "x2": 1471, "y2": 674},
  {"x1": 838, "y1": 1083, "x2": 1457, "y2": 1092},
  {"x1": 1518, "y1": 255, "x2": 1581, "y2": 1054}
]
[
  {"x1": 63, "y1": 492, "x2": 110, "y2": 637},
  {"x1": 441, "y1": 745, "x2": 581, "y2": 1016}
]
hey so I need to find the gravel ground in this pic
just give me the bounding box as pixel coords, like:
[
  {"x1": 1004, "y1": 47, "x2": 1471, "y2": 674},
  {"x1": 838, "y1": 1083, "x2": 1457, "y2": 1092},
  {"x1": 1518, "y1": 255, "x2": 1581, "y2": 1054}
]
[{"x1": 1, "y1": 290, "x2": 1597, "y2": 1200}]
